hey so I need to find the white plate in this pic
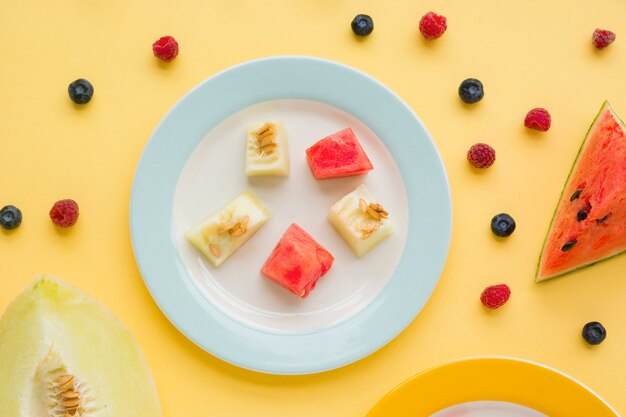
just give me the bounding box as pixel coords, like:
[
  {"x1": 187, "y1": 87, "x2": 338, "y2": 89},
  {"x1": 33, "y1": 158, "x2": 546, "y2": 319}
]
[
  {"x1": 430, "y1": 401, "x2": 548, "y2": 417},
  {"x1": 130, "y1": 56, "x2": 452, "y2": 374},
  {"x1": 173, "y1": 99, "x2": 409, "y2": 332}
]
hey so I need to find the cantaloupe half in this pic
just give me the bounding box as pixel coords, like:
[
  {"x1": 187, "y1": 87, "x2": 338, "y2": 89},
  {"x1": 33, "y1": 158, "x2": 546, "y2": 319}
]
[{"x1": 0, "y1": 276, "x2": 162, "y2": 417}]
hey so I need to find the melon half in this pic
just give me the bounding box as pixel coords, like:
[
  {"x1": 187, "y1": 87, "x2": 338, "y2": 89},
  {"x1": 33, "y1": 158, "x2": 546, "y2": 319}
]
[
  {"x1": 0, "y1": 276, "x2": 162, "y2": 417},
  {"x1": 537, "y1": 101, "x2": 626, "y2": 282}
]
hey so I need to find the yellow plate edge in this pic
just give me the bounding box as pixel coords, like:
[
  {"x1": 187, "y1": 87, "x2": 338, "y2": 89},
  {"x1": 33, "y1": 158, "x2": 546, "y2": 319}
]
[{"x1": 366, "y1": 356, "x2": 620, "y2": 417}]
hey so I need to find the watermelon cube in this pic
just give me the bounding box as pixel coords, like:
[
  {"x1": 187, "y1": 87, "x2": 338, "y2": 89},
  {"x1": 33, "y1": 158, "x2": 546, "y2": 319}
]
[
  {"x1": 260, "y1": 224, "x2": 334, "y2": 298},
  {"x1": 305, "y1": 127, "x2": 374, "y2": 179}
]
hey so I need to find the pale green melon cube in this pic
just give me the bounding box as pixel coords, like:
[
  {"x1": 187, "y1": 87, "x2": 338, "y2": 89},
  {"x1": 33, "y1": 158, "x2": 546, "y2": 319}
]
[
  {"x1": 327, "y1": 184, "x2": 393, "y2": 258},
  {"x1": 245, "y1": 121, "x2": 290, "y2": 176},
  {"x1": 186, "y1": 191, "x2": 272, "y2": 267}
]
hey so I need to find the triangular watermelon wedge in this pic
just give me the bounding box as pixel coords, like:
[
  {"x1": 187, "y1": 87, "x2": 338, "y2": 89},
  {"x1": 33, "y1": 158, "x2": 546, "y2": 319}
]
[{"x1": 537, "y1": 101, "x2": 626, "y2": 282}]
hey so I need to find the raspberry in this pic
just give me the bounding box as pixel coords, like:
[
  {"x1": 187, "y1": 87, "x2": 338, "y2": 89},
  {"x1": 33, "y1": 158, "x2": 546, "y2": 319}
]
[
  {"x1": 467, "y1": 143, "x2": 495, "y2": 168},
  {"x1": 592, "y1": 29, "x2": 616, "y2": 49},
  {"x1": 419, "y1": 12, "x2": 447, "y2": 40},
  {"x1": 152, "y1": 36, "x2": 179, "y2": 62},
  {"x1": 49, "y1": 199, "x2": 79, "y2": 227},
  {"x1": 524, "y1": 108, "x2": 551, "y2": 131},
  {"x1": 480, "y1": 284, "x2": 511, "y2": 309}
]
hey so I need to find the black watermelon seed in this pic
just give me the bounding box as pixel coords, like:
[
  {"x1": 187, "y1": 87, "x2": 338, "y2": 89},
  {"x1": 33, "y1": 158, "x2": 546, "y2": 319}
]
[
  {"x1": 577, "y1": 210, "x2": 588, "y2": 221},
  {"x1": 570, "y1": 189, "x2": 582, "y2": 202},
  {"x1": 561, "y1": 239, "x2": 578, "y2": 252},
  {"x1": 596, "y1": 213, "x2": 611, "y2": 224}
]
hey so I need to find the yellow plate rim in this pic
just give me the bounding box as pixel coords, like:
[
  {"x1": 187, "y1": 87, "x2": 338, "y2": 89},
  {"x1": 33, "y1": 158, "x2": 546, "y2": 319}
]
[{"x1": 366, "y1": 356, "x2": 620, "y2": 417}]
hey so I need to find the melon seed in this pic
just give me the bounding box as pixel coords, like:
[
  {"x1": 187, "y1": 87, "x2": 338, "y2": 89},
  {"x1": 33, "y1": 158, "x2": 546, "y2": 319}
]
[
  {"x1": 60, "y1": 397, "x2": 81, "y2": 408},
  {"x1": 208, "y1": 243, "x2": 221, "y2": 257},
  {"x1": 577, "y1": 209, "x2": 588, "y2": 221},
  {"x1": 596, "y1": 213, "x2": 611, "y2": 224},
  {"x1": 61, "y1": 390, "x2": 80, "y2": 399},
  {"x1": 561, "y1": 239, "x2": 578, "y2": 252},
  {"x1": 358, "y1": 198, "x2": 368, "y2": 213},
  {"x1": 570, "y1": 189, "x2": 582, "y2": 202},
  {"x1": 56, "y1": 375, "x2": 75, "y2": 392}
]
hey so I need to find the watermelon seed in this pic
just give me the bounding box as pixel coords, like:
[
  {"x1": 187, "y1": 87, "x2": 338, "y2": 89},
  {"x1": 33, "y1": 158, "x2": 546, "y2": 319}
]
[
  {"x1": 570, "y1": 189, "x2": 582, "y2": 201},
  {"x1": 561, "y1": 239, "x2": 578, "y2": 252},
  {"x1": 577, "y1": 210, "x2": 588, "y2": 222},
  {"x1": 596, "y1": 213, "x2": 612, "y2": 224}
]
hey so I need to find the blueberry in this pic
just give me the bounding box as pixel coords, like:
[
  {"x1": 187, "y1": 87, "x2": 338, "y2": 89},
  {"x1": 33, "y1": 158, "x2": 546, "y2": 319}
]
[
  {"x1": 0, "y1": 205, "x2": 22, "y2": 230},
  {"x1": 582, "y1": 321, "x2": 606, "y2": 345},
  {"x1": 351, "y1": 14, "x2": 374, "y2": 37},
  {"x1": 491, "y1": 213, "x2": 516, "y2": 237},
  {"x1": 458, "y1": 78, "x2": 484, "y2": 104},
  {"x1": 68, "y1": 79, "x2": 94, "y2": 104}
]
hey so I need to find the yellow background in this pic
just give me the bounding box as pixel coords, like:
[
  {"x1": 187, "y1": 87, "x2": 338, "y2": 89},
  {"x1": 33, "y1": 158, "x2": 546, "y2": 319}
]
[{"x1": 1, "y1": 1, "x2": 625, "y2": 416}]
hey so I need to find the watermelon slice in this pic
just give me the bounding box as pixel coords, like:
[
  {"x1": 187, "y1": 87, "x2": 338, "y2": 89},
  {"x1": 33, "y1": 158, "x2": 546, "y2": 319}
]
[
  {"x1": 305, "y1": 127, "x2": 374, "y2": 179},
  {"x1": 261, "y1": 224, "x2": 334, "y2": 298},
  {"x1": 537, "y1": 101, "x2": 626, "y2": 282}
]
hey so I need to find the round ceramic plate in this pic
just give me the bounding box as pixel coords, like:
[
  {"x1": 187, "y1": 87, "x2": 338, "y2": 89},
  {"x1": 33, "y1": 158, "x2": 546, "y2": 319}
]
[
  {"x1": 130, "y1": 56, "x2": 452, "y2": 374},
  {"x1": 366, "y1": 357, "x2": 619, "y2": 416}
]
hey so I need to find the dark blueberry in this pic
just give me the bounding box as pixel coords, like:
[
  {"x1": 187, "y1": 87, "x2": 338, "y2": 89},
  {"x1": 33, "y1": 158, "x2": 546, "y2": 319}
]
[
  {"x1": 0, "y1": 205, "x2": 22, "y2": 230},
  {"x1": 490, "y1": 213, "x2": 516, "y2": 237},
  {"x1": 561, "y1": 239, "x2": 577, "y2": 252},
  {"x1": 458, "y1": 78, "x2": 484, "y2": 104},
  {"x1": 68, "y1": 79, "x2": 94, "y2": 104},
  {"x1": 570, "y1": 189, "x2": 582, "y2": 201},
  {"x1": 577, "y1": 209, "x2": 588, "y2": 221},
  {"x1": 582, "y1": 321, "x2": 606, "y2": 345},
  {"x1": 351, "y1": 14, "x2": 374, "y2": 37}
]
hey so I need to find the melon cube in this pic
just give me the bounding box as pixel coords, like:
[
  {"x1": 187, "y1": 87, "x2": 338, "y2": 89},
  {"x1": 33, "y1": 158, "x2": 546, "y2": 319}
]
[
  {"x1": 245, "y1": 121, "x2": 290, "y2": 176},
  {"x1": 305, "y1": 127, "x2": 373, "y2": 179},
  {"x1": 261, "y1": 224, "x2": 334, "y2": 298},
  {"x1": 327, "y1": 184, "x2": 393, "y2": 257},
  {"x1": 186, "y1": 191, "x2": 271, "y2": 267}
]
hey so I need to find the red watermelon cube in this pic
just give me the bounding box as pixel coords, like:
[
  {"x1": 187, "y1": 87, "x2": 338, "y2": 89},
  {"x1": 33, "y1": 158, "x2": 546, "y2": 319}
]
[
  {"x1": 261, "y1": 224, "x2": 334, "y2": 298},
  {"x1": 305, "y1": 127, "x2": 374, "y2": 179}
]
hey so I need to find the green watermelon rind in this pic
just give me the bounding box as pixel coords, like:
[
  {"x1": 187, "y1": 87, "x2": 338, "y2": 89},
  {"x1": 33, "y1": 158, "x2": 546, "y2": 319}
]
[{"x1": 535, "y1": 101, "x2": 626, "y2": 282}]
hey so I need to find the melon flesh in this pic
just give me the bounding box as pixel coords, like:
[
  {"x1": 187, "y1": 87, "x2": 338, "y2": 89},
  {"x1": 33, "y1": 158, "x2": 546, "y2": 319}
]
[
  {"x1": 305, "y1": 127, "x2": 373, "y2": 179},
  {"x1": 0, "y1": 276, "x2": 162, "y2": 417},
  {"x1": 327, "y1": 184, "x2": 393, "y2": 258},
  {"x1": 537, "y1": 102, "x2": 626, "y2": 281}
]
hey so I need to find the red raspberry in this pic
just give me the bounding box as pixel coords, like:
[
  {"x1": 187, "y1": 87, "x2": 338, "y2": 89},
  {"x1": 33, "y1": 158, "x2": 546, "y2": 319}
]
[
  {"x1": 419, "y1": 12, "x2": 447, "y2": 40},
  {"x1": 49, "y1": 199, "x2": 79, "y2": 227},
  {"x1": 592, "y1": 29, "x2": 616, "y2": 49},
  {"x1": 467, "y1": 143, "x2": 496, "y2": 168},
  {"x1": 480, "y1": 284, "x2": 511, "y2": 309},
  {"x1": 524, "y1": 107, "x2": 551, "y2": 132},
  {"x1": 152, "y1": 36, "x2": 179, "y2": 62}
]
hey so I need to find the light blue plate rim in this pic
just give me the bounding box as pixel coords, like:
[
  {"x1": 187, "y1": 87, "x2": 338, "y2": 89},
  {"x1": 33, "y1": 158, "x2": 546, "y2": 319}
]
[{"x1": 129, "y1": 55, "x2": 452, "y2": 375}]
